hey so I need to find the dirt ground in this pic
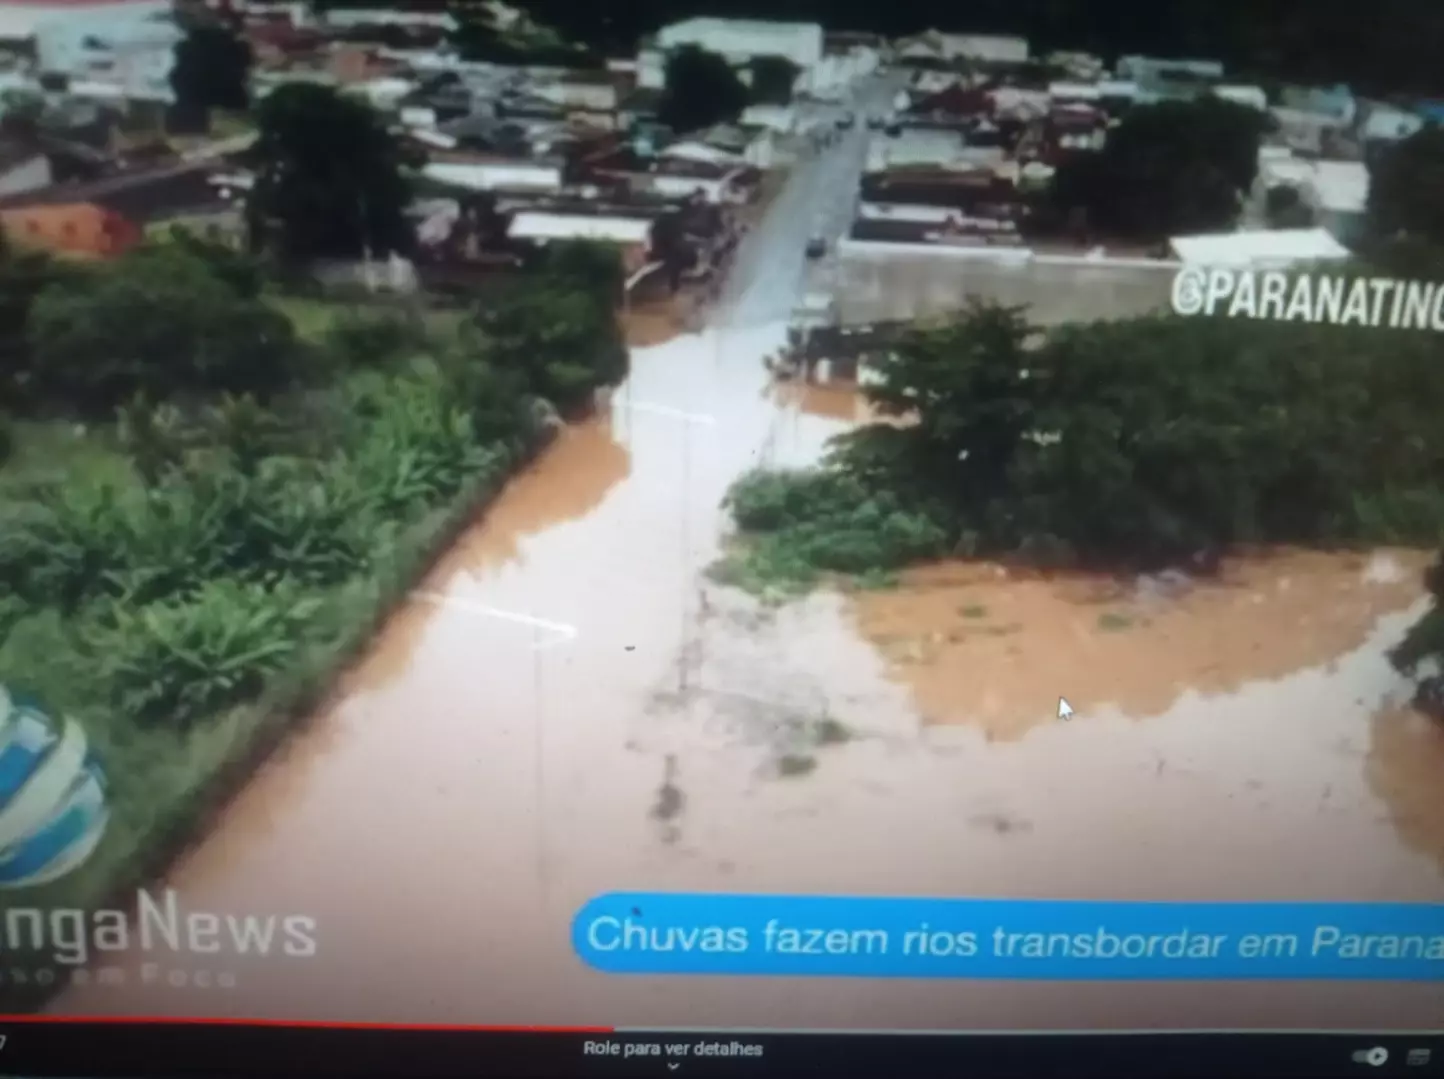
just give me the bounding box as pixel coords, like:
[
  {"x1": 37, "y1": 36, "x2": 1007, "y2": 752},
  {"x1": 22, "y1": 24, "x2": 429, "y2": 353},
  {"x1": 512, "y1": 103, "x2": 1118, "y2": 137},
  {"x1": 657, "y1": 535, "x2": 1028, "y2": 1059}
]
[
  {"x1": 849, "y1": 547, "x2": 1437, "y2": 740},
  {"x1": 621, "y1": 290, "x2": 701, "y2": 347}
]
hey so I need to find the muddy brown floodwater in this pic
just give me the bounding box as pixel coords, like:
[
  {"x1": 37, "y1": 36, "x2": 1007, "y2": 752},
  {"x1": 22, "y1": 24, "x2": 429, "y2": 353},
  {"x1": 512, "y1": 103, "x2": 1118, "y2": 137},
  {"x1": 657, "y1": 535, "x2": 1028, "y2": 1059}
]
[{"x1": 53, "y1": 326, "x2": 1444, "y2": 1032}]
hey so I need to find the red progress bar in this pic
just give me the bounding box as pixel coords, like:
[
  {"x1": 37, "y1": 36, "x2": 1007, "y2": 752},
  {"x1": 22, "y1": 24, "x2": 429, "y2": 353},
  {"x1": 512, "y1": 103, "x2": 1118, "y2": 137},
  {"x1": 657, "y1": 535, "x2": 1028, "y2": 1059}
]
[{"x1": 0, "y1": 1016, "x2": 613, "y2": 1033}]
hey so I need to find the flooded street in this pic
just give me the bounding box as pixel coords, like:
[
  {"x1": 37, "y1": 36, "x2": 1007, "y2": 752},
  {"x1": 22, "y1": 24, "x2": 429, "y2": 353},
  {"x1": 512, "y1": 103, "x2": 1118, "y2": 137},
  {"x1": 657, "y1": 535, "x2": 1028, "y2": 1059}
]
[{"x1": 53, "y1": 77, "x2": 1444, "y2": 1031}]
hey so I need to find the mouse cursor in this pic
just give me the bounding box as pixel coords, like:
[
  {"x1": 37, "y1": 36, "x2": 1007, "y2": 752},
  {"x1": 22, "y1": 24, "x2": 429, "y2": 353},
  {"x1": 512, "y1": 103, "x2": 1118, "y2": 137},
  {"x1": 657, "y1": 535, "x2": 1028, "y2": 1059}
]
[{"x1": 1057, "y1": 697, "x2": 1074, "y2": 720}]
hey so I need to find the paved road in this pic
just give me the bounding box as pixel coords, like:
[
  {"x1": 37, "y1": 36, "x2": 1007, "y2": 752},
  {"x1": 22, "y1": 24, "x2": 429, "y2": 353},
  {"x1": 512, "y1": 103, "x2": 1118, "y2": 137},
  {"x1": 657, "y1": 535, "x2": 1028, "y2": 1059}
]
[
  {"x1": 828, "y1": 253, "x2": 1177, "y2": 326},
  {"x1": 722, "y1": 74, "x2": 902, "y2": 327}
]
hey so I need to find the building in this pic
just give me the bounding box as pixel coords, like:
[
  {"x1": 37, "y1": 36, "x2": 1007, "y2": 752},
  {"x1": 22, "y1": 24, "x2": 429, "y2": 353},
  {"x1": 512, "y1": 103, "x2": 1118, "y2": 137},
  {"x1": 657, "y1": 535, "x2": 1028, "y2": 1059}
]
[
  {"x1": 422, "y1": 152, "x2": 564, "y2": 195},
  {"x1": 654, "y1": 18, "x2": 824, "y2": 71},
  {"x1": 0, "y1": 156, "x2": 229, "y2": 257},
  {"x1": 1359, "y1": 101, "x2": 1426, "y2": 144},
  {"x1": 0, "y1": 139, "x2": 52, "y2": 197},
  {"x1": 19, "y1": 0, "x2": 181, "y2": 101},
  {"x1": 895, "y1": 30, "x2": 1028, "y2": 65},
  {"x1": 1116, "y1": 56, "x2": 1224, "y2": 83},
  {"x1": 0, "y1": 0, "x2": 169, "y2": 45},
  {"x1": 506, "y1": 208, "x2": 653, "y2": 272},
  {"x1": 1303, "y1": 160, "x2": 1369, "y2": 247},
  {"x1": 1279, "y1": 84, "x2": 1356, "y2": 125},
  {"x1": 531, "y1": 72, "x2": 618, "y2": 114},
  {"x1": 1168, "y1": 227, "x2": 1350, "y2": 269}
]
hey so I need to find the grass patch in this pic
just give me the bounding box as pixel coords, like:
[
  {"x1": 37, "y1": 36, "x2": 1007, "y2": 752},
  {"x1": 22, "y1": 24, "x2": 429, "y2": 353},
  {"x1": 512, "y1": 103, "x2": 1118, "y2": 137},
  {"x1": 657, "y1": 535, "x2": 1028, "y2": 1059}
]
[
  {"x1": 266, "y1": 295, "x2": 464, "y2": 347},
  {"x1": 714, "y1": 469, "x2": 949, "y2": 599},
  {"x1": 0, "y1": 420, "x2": 136, "y2": 491},
  {"x1": 0, "y1": 242, "x2": 636, "y2": 1009},
  {"x1": 1097, "y1": 611, "x2": 1135, "y2": 632}
]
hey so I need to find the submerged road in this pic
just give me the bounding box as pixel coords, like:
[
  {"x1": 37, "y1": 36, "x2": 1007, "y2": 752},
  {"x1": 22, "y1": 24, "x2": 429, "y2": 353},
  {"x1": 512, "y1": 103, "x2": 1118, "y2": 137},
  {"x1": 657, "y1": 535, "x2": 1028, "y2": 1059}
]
[{"x1": 51, "y1": 72, "x2": 1444, "y2": 1033}]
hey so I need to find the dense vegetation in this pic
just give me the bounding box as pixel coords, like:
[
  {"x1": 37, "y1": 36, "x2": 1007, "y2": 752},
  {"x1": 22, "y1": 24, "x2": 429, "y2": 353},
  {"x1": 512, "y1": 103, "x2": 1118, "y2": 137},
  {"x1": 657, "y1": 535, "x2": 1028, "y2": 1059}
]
[
  {"x1": 1049, "y1": 98, "x2": 1270, "y2": 240},
  {"x1": 722, "y1": 299, "x2": 1444, "y2": 597},
  {"x1": 0, "y1": 235, "x2": 627, "y2": 987},
  {"x1": 659, "y1": 45, "x2": 751, "y2": 134},
  {"x1": 248, "y1": 83, "x2": 423, "y2": 263},
  {"x1": 1391, "y1": 552, "x2": 1444, "y2": 713}
]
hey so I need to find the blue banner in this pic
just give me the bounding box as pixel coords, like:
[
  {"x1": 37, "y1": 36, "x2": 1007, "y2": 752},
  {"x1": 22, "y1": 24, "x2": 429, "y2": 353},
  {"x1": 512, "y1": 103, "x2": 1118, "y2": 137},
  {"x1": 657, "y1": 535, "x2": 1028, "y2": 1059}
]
[{"x1": 572, "y1": 893, "x2": 1444, "y2": 981}]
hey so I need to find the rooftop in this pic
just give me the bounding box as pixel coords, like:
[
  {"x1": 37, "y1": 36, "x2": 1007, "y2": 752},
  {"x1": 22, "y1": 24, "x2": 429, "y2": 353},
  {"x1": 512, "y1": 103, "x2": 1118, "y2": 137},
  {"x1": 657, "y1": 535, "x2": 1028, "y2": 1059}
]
[
  {"x1": 1169, "y1": 227, "x2": 1350, "y2": 267},
  {"x1": 0, "y1": 158, "x2": 225, "y2": 221},
  {"x1": 508, "y1": 210, "x2": 651, "y2": 244}
]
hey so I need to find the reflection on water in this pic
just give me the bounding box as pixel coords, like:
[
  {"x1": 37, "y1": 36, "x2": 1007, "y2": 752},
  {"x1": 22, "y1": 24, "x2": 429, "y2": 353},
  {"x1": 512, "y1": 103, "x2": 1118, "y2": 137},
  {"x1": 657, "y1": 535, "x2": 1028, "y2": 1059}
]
[
  {"x1": 49, "y1": 320, "x2": 1444, "y2": 1032},
  {"x1": 1371, "y1": 705, "x2": 1444, "y2": 872},
  {"x1": 851, "y1": 548, "x2": 1438, "y2": 739},
  {"x1": 441, "y1": 420, "x2": 630, "y2": 574}
]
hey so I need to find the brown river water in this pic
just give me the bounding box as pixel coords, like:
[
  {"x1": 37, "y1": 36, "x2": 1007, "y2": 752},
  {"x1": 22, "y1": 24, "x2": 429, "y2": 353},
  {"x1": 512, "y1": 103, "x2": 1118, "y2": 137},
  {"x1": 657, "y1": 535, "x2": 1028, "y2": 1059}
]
[{"x1": 48, "y1": 318, "x2": 1444, "y2": 1031}]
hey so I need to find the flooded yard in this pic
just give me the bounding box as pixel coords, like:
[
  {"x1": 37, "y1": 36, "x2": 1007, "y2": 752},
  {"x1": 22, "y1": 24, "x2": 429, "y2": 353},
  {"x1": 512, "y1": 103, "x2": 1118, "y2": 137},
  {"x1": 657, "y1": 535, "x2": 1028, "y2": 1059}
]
[
  {"x1": 50, "y1": 328, "x2": 1444, "y2": 1033},
  {"x1": 851, "y1": 548, "x2": 1438, "y2": 739},
  {"x1": 45, "y1": 94, "x2": 1444, "y2": 1031}
]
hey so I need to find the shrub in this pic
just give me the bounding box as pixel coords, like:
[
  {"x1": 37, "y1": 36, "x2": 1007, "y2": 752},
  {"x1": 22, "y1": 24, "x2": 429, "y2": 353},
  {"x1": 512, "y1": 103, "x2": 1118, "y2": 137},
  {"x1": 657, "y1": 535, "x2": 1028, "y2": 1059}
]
[
  {"x1": 324, "y1": 306, "x2": 428, "y2": 369},
  {"x1": 719, "y1": 468, "x2": 949, "y2": 593},
  {"x1": 26, "y1": 246, "x2": 299, "y2": 415},
  {"x1": 83, "y1": 579, "x2": 325, "y2": 731},
  {"x1": 0, "y1": 480, "x2": 141, "y2": 611},
  {"x1": 345, "y1": 362, "x2": 498, "y2": 518}
]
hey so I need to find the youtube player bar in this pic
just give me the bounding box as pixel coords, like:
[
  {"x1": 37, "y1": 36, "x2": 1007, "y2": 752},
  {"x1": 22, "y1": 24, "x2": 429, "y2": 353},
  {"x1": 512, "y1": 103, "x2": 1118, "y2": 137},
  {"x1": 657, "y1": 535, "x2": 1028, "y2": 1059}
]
[{"x1": 0, "y1": 1020, "x2": 1436, "y2": 1076}]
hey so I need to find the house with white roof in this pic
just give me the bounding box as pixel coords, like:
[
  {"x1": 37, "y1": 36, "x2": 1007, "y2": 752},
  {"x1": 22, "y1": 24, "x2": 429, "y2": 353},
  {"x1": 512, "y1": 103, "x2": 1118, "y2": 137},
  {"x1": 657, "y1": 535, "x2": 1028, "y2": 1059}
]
[
  {"x1": 1169, "y1": 227, "x2": 1350, "y2": 268},
  {"x1": 506, "y1": 209, "x2": 655, "y2": 272},
  {"x1": 9, "y1": 0, "x2": 180, "y2": 102}
]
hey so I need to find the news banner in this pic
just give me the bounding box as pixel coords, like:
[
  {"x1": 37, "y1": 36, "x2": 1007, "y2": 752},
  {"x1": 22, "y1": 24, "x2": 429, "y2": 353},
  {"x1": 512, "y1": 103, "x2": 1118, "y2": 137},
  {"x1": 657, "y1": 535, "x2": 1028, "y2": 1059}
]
[{"x1": 1, "y1": 893, "x2": 1442, "y2": 1075}]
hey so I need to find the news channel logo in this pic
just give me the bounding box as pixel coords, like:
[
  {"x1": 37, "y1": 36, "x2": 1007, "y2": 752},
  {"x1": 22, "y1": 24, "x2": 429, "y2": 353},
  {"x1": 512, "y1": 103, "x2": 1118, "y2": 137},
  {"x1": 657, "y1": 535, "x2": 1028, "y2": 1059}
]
[{"x1": 0, "y1": 683, "x2": 109, "y2": 888}]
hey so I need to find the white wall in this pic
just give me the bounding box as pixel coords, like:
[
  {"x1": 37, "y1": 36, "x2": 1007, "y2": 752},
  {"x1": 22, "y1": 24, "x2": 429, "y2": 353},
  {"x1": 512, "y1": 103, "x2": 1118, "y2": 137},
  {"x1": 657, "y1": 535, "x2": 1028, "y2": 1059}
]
[
  {"x1": 656, "y1": 17, "x2": 824, "y2": 70},
  {"x1": 660, "y1": 141, "x2": 743, "y2": 165},
  {"x1": 858, "y1": 202, "x2": 955, "y2": 224},
  {"x1": 741, "y1": 103, "x2": 794, "y2": 132},
  {"x1": 35, "y1": 3, "x2": 179, "y2": 102},
  {"x1": 508, "y1": 212, "x2": 651, "y2": 244},
  {"x1": 1362, "y1": 103, "x2": 1425, "y2": 142},
  {"x1": 938, "y1": 34, "x2": 1028, "y2": 63},
  {"x1": 422, "y1": 161, "x2": 562, "y2": 192},
  {"x1": 534, "y1": 80, "x2": 617, "y2": 111},
  {"x1": 637, "y1": 47, "x2": 666, "y2": 91},
  {"x1": 1214, "y1": 84, "x2": 1267, "y2": 111},
  {"x1": 644, "y1": 173, "x2": 730, "y2": 203},
  {"x1": 324, "y1": 9, "x2": 456, "y2": 29},
  {"x1": 0, "y1": 154, "x2": 50, "y2": 198}
]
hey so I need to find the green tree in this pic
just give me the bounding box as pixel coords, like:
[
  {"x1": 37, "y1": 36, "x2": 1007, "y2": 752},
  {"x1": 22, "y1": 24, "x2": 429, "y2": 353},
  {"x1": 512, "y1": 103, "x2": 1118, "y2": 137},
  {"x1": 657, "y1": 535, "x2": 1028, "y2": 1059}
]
[
  {"x1": 658, "y1": 45, "x2": 749, "y2": 135},
  {"x1": 840, "y1": 300, "x2": 1444, "y2": 568},
  {"x1": 26, "y1": 246, "x2": 298, "y2": 414},
  {"x1": 749, "y1": 55, "x2": 800, "y2": 106},
  {"x1": 862, "y1": 301, "x2": 1037, "y2": 507},
  {"x1": 171, "y1": 24, "x2": 253, "y2": 112},
  {"x1": 1051, "y1": 97, "x2": 1268, "y2": 240},
  {"x1": 249, "y1": 84, "x2": 420, "y2": 262},
  {"x1": 164, "y1": 226, "x2": 264, "y2": 298},
  {"x1": 1392, "y1": 552, "x2": 1444, "y2": 719},
  {"x1": 1264, "y1": 185, "x2": 1315, "y2": 229},
  {"x1": 0, "y1": 236, "x2": 85, "y2": 412},
  {"x1": 1367, "y1": 126, "x2": 1444, "y2": 246},
  {"x1": 0, "y1": 88, "x2": 43, "y2": 140},
  {"x1": 475, "y1": 247, "x2": 627, "y2": 411}
]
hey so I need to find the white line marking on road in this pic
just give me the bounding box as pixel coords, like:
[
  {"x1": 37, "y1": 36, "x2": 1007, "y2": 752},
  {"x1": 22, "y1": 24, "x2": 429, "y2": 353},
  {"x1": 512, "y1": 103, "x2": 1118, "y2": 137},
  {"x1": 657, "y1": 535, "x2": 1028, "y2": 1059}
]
[
  {"x1": 410, "y1": 590, "x2": 578, "y2": 649},
  {"x1": 624, "y1": 401, "x2": 718, "y2": 425}
]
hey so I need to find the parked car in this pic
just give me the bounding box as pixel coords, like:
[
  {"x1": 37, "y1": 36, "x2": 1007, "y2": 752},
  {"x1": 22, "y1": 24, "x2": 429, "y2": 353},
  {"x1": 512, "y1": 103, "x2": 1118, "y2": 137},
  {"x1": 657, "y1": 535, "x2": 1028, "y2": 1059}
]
[
  {"x1": 805, "y1": 236, "x2": 828, "y2": 259},
  {"x1": 836, "y1": 112, "x2": 856, "y2": 130}
]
